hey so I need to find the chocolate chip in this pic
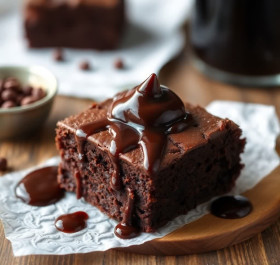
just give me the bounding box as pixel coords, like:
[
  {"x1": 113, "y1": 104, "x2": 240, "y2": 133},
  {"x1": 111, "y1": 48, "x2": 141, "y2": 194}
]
[
  {"x1": 3, "y1": 78, "x2": 21, "y2": 91},
  {"x1": 79, "y1": 61, "x2": 91, "y2": 71},
  {"x1": 0, "y1": 157, "x2": 7, "y2": 171},
  {"x1": 1, "y1": 100, "x2": 16, "y2": 108},
  {"x1": 22, "y1": 85, "x2": 33, "y2": 96},
  {"x1": 21, "y1": 96, "x2": 36, "y2": 106},
  {"x1": 17, "y1": 94, "x2": 25, "y2": 105},
  {"x1": 53, "y1": 48, "x2": 64, "y2": 62},
  {"x1": 114, "y1": 58, "x2": 125, "y2": 69},
  {"x1": 32, "y1": 87, "x2": 46, "y2": 100},
  {"x1": 1, "y1": 90, "x2": 18, "y2": 101}
]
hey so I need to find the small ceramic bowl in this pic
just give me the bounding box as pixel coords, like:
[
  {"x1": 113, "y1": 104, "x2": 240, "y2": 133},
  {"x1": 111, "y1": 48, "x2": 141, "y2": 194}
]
[{"x1": 0, "y1": 66, "x2": 57, "y2": 140}]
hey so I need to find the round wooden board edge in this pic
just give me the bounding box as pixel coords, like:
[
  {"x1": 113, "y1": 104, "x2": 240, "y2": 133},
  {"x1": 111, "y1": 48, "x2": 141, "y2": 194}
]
[{"x1": 116, "y1": 166, "x2": 280, "y2": 255}]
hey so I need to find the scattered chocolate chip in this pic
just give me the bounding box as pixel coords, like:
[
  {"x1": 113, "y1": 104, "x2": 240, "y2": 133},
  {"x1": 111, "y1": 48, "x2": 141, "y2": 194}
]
[
  {"x1": 1, "y1": 100, "x2": 16, "y2": 108},
  {"x1": 0, "y1": 157, "x2": 7, "y2": 171},
  {"x1": 53, "y1": 48, "x2": 64, "y2": 62},
  {"x1": 79, "y1": 61, "x2": 91, "y2": 71},
  {"x1": 114, "y1": 58, "x2": 125, "y2": 69}
]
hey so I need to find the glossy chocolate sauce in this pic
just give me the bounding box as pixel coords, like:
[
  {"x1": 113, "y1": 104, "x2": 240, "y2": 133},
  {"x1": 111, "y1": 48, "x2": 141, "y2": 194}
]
[
  {"x1": 191, "y1": 0, "x2": 280, "y2": 76},
  {"x1": 15, "y1": 166, "x2": 64, "y2": 206},
  {"x1": 74, "y1": 170, "x2": 82, "y2": 199},
  {"x1": 114, "y1": 188, "x2": 140, "y2": 239},
  {"x1": 114, "y1": 222, "x2": 140, "y2": 239},
  {"x1": 75, "y1": 74, "x2": 190, "y2": 191},
  {"x1": 55, "y1": 211, "x2": 89, "y2": 233},
  {"x1": 210, "y1": 195, "x2": 253, "y2": 219},
  {"x1": 75, "y1": 74, "x2": 191, "y2": 238}
]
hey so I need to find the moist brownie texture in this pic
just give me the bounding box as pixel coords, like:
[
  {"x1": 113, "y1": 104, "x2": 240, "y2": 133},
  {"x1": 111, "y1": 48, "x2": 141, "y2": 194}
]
[
  {"x1": 56, "y1": 96, "x2": 245, "y2": 232},
  {"x1": 24, "y1": 0, "x2": 125, "y2": 49}
]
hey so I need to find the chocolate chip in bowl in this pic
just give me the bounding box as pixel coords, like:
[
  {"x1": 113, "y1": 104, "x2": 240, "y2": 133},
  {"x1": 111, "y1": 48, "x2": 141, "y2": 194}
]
[
  {"x1": 0, "y1": 77, "x2": 46, "y2": 109},
  {"x1": 0, "y1": 66, "x2": 57, "y2": 140}
]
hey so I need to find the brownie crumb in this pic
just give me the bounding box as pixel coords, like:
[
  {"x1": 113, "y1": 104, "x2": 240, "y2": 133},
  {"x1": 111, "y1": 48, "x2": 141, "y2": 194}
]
[
  {"x1": 79, "y1": 61, "x2": 91, "y2": 71},
  {"x1": 0, "y1": 157, "x2": 7, "y2": 171},
  {"x1": 53, "y1": 48, "x2": 64, "y2": 62},
  {"x1": 114, "y1": 58, "x2": 125, "y2": 69}
]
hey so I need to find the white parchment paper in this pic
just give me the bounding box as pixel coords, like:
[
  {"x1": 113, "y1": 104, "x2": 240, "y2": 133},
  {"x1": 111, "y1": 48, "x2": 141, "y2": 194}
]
[
  {"x1": 0, "y1": 101, "x2": 279, "y2": 256},
  {"x1": 0, "y1": 0, "x2": 193, "y2": 101}
]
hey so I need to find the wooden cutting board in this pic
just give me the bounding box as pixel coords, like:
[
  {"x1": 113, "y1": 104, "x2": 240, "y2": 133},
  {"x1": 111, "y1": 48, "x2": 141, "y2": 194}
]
[{"x1": 118, "y1": 165, "x2": 280, "y2": 255}]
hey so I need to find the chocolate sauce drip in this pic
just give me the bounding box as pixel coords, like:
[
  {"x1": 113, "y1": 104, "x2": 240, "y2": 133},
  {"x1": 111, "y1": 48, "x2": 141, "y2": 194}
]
[
  {"x1": 114, "y1": 188, "x2": 140, "y2": 239},
  {"x1": 75, "y1": 74, "x2": 191, "y2": 237},
  {"x1": 74, "y1": 170, "x2": 82, "y2": 199},
  {"x1": 75, "y1": 73, "x2": 191, "y2": 191},
  {"x1": 55, "y1": 211, "x2": 89, "y2": 233},
  {"x1": 122, "y1": 188, "x2": 135, "y2": 225},
  {"x1": 15, "y1": 166, "x2": 64, "y2": 206},
  {"x1": 114, "y1": 222, "x2": 140, "y2": 239},
  {"x1": 210, "y1": 195, "x2": 253, "y2": 219}
]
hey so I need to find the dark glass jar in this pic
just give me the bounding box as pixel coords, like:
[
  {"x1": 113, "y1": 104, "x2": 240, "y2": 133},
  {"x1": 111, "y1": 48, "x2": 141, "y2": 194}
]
[{"x1": 190, "y1": 0, "x2": 280, "y2": 86}]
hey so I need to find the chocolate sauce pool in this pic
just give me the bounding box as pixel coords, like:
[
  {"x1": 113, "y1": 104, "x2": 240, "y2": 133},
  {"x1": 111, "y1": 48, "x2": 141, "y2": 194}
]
[
  {"x1": 114, "y1": 222, "x2": 140, "y2": 239},
  {"x1": 15, "y1": 166, "x2": 64, "y2": 206},
  {"x1": 75, "y1": 73, "x2": 192, "y2": 238},
  {"x1": 210, "y1": 195, "x2": 253, "y2": 219},
  {"x1": 55, "y1": 211, "x2": 89, "y2": 233}
]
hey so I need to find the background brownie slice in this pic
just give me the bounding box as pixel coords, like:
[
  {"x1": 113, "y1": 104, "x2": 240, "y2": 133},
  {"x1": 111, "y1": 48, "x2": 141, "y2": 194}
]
[
  {"x1": 56, "y1": 97, "x2": 245, "y2": 233},
  {"x1": 24, "y1": 0, "x2": 125, "y2": 50}
]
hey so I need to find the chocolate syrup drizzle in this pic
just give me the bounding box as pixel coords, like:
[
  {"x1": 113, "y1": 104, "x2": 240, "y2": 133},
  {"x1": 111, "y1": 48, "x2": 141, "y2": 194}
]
[
  {"x1": 114, "y1": 188, "x2": 140, "y2": 239},
  {"x1": 74, "y1": 170, "x2": 82, "y2": 199},
  {"x1": 75, "y1": 74, "x2": 191, "y2": 238}
]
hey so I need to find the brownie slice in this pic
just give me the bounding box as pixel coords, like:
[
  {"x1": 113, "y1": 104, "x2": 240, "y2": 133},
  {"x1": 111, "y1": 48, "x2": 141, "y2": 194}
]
[
  {"x1": 56, "y1": 99, "x2": 245, "y2": 233},
  {"x1": 24, "y1": 0, "x2": 125, "y2": 50}
]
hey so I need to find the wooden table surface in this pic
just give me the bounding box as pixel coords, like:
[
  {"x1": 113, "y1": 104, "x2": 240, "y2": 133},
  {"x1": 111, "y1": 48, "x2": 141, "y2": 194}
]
[{"x1": 1, "y1": 54, "x2": 280, "y2": 265}]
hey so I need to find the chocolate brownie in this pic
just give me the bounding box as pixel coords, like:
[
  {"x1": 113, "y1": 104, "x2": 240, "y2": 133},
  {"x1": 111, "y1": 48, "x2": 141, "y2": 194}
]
[
  {"x1": 24, "y1": 0, "x2": 125, "y2": 50},
  {"x1": 55, "y1": 74, "x2": 245, "y2": 233}
]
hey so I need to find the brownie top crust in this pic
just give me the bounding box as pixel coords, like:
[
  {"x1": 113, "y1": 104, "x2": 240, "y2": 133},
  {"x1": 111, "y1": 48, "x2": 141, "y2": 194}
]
[
  {"x1": 25, "y1": 0, "x2": 120, "y2": 8},
  {"x1": 58, "y1": 95, "x2": 237, "y2": 174}
]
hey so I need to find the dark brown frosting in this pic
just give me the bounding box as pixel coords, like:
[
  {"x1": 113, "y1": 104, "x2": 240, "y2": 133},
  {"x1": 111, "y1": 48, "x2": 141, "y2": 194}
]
[{"x1": 58, "y1": 98, "x2": 229, "y2": 173}]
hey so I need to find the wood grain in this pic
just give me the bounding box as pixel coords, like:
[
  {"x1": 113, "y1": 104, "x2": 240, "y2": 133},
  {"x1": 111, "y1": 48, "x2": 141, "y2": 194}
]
[{"x1": 1, "y1": 58, "x2": 280, "y2": 264}]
